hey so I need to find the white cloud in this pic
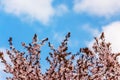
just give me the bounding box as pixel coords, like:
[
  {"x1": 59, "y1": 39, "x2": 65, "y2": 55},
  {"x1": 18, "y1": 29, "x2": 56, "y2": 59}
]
[
  {"x1": 0, "y1": 48, "x2": 12, "y2": 79},
  {"x1": 0, "y1": 48, "x2": 11, "y2": 71},
  {"x1": 88, "y1": 21, "x2": 120, "y2": 53},
  {"x1": 87, "y1": 21, "x2": 120, "y2": 63},
  {"x1": 103, "y1": 21, "x2": 120, "y2": 63},
  {"x1": 52, "y1": 32, "x2": 80, "y2": 53},
  {"x1": 53, "y1": 32, "x2": 64, "y2": 43},
  {"x1": 102, "y1": 21, "x2": 120, "y2": 53},
  {"x1": 1, "y1": 0, "x2": 55, "y2": 24},
  {"x1": 82, "y1": 24, "x2": 99, "y2": 49},
  {"x1": 82, "y1": 24, "x2": 100, "y2": 36},
  {"x1": 73, "y1": 0, "x2": 120, "y2": 17},
  {"x1": 0, "y1": 0, "x2": 68, "y2": 25},
  {"x1": 0, "y1": 48, "x2": 6, "y2": 71},
  {"x1": 55, "y1": 4, "x2": 69, "y2": 16}
]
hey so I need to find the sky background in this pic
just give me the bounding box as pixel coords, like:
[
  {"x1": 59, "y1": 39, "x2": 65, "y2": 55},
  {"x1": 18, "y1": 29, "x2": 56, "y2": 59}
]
[{"x1": 1, "y1": 0, "x2": 120, "y2": 79}]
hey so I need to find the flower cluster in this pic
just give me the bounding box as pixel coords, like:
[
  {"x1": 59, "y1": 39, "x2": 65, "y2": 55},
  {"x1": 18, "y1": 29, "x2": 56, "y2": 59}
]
[{"x1": 0, "y1": 32, "x2": 120, "y2": 80}]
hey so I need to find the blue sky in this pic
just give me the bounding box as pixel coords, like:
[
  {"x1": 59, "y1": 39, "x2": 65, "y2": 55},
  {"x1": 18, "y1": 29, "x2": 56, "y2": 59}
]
[{"x1": 1, "y1": 0, "x2": 120, "y2": 79}]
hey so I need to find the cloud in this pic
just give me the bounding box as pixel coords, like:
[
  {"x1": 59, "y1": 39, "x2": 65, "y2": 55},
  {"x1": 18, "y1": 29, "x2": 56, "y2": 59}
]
[
  {"x1": 0, "y1": 48, "x2": 12, "y2": 79},
  {"x1": 102, "y1": 21, "x2": 120, "y2": 53},
  {"x1": 0, "y1": 0, "x2": 54, "y2": 24},
  {"x1": 82, "y1": 24, "x2": 100, "y2": 36},
  {"x1": 87, "y1": 21, "x2": 120, "y2": 63},
  {"x1": 55, "y1": 4, "x2": 69, "y2": 16},
  {"x1": 0, "y1": 48, "x2": 6, "y2": 71},
  {"x1": 88, "y1": 21, "x2": 120, "y2": 53},
  {"x1": 52, "y1": 31, "x2": 80, "y2": 53},
  {"x1": 0, "y1": 48, "x2": 11, "y2": 71},
  {"x1": 53, "y1": 32, "x2": 64, "y2": 43},
  {"x1": 73, "y1": 0, "x2": 120, "y2": 17},
  {"x1": 103, "y1": 21, "x2": 120, "y2": 63},
  {"x1": 0, "y1": 0, "x2": 68, "y2": 25}
]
